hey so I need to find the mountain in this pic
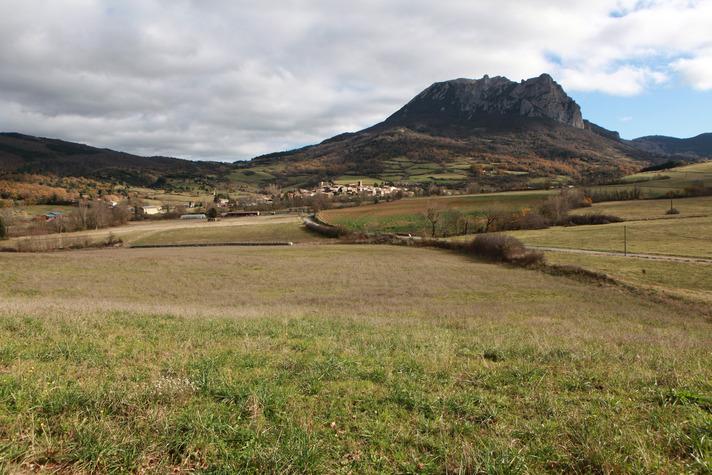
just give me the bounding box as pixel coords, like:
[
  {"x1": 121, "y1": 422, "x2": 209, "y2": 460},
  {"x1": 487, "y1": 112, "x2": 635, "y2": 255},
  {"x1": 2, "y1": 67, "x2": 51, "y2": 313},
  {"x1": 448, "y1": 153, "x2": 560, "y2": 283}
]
[
  {"x1": 632, "y1": 133, "x2": 712, "y2": 158},
  {"x1": 383, "y1": 74, "x2": 585, "y2": 130},
  {"x1": 248, "y1": 74, "x2": 654, "y2": 188},
  {"x1": 0, "y1": 132, "x2": 230, "y2": 187}
]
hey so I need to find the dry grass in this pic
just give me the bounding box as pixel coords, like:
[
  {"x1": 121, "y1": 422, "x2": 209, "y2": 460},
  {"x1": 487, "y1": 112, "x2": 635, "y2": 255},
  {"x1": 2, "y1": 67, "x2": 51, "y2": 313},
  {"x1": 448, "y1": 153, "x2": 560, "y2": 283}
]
[
  {"x1": 508, "y1": 215, "x2": 712, "y2": 258},
  {"x1": 544, "y1": 251, "x2": 712, "y2": 304},
  {"x1": 130, "y1": 222, "x2": 330, "y2": 246},
  {"x1": 571, "y1": 195, "x2": 712, "y2": 221},
  {"x1": 0, "y1": 245, "x2": 710, "y2": 472},
  {"x1": 0, "y1": 215, "x2": 303, "y2": 251}
]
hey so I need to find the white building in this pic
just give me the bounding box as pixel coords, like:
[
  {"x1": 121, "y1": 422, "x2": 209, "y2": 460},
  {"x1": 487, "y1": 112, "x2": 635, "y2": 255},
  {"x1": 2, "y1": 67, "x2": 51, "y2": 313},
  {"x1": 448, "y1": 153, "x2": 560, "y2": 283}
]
[{"x1": 140, "y1": 205, "x2": 162, "y2": 215}]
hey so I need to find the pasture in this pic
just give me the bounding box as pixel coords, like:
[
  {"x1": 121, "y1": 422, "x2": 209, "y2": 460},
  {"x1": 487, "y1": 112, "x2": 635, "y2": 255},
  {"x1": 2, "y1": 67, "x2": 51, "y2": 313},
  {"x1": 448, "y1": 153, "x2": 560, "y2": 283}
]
[
  {"x1": 587, "y1": 160, "x2": 712, "y2": 198},
  {"x1": 0, "y1": 245, "x2": 710, "y2": 473},
  {"x1": 571, "y1": 195, "x2": 712, "y2": 221},
  {"x1": 544, "y1": 251, "x2": 712, "y2": 304},
  {"x1": 0, "y1": 215, "x2": 316, "y2": 251},
  {"x1": 507, "y1": 215, "x2": 712, "y2": 258}
]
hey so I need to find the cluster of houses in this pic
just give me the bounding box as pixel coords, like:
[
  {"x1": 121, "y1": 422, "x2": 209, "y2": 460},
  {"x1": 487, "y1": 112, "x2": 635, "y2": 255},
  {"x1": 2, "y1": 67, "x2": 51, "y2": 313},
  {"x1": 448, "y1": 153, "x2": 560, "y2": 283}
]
[{"x1": 287, "y1": 181, "x2": 413, "y2": 199}]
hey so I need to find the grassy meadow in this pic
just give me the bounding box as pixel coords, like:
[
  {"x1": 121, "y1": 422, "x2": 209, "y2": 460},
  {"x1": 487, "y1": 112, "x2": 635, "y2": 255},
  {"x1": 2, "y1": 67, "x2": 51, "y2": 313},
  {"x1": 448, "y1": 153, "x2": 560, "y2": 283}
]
[
  {"x1": 507, "y1": 216, "x2": 712, "y2": 258},
  {"x1": 587, "y1": 161, "x2": 712, "y2": 198},
  {"x1": 570, "y1": 195, "x2": 712, "y2": 221},
  {"x1": 543, "y1": 252, "x2": 712, "y2": 303},
  {"x1": 0, "y1": 245, "x2": 710, "y2": 473}
]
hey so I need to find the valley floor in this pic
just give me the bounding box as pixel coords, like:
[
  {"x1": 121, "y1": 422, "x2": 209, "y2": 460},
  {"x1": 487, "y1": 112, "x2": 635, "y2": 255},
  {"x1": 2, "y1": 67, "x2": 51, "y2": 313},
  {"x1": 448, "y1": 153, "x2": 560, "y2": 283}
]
[{"x1": 0, "y1": 245, "x2": 710, "y2": 473}]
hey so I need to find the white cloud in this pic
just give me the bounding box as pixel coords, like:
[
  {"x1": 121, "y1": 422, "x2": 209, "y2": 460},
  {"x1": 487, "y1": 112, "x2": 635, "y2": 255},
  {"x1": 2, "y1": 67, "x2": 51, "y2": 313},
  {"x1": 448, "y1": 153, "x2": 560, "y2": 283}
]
[
  {"x1": 672, "y1": 52, "x2": 712, "y2": 90},
  {"x1": 559, "y1": 66, "x2": 668, "y2": 96},
  {"x1": 0, "y1": 0, "x2": 710, "y2": 160}
]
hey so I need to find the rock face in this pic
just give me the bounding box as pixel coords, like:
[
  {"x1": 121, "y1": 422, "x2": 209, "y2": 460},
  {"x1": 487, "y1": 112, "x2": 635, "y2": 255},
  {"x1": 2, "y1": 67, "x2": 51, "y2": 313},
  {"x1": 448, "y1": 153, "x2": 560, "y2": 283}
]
[{"x1": 385, "y1": 73, "x2": 585, "y2": 129}]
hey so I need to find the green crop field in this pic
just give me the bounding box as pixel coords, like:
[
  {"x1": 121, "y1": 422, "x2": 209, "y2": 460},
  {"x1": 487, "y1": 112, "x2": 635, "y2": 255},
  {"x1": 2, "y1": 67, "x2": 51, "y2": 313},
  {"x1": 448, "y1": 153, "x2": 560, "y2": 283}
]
[
  {"x1": 321, "y1": 190, "x2": 553, "y2": 234},
  {"x1": 0, "y1": 245, "x2": 710, "y2": 473},
  {"x1": 508, "y1": 215, "x2": 712, "y2": 258}
]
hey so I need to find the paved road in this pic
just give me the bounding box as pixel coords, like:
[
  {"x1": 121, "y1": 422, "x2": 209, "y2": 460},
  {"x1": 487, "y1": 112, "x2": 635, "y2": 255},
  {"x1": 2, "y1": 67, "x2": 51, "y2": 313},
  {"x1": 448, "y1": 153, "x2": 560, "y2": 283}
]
[{"x1": 530, "y1": 245, "x2": 712, "y2": 264}]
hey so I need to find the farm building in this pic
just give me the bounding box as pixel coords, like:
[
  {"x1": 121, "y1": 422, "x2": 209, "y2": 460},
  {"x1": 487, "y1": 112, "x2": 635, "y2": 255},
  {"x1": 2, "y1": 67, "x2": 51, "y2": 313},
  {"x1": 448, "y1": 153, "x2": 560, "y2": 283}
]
[
  {"x1": 140, "y1": 205, "x2": 162, "y2": 215},
  {"x1": 180, "y1": 214, "x2": 207, "y2": 220}
]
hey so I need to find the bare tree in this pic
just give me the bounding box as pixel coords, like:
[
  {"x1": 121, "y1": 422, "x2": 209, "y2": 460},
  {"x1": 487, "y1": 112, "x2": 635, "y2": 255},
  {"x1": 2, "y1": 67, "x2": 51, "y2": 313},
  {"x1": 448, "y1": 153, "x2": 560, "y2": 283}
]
[
  {"x1": 481, "y1": 207, "x2": 509, "y2": 233},
  {"x1": 76, "y1": 199, "x2": 90, "y2": 230},
  {"x1": 0, "y1": 214, "x2": 7, "y2": 240},
  {"x1": 424, "y1": 205, "x2": 442, "y2": 237}
]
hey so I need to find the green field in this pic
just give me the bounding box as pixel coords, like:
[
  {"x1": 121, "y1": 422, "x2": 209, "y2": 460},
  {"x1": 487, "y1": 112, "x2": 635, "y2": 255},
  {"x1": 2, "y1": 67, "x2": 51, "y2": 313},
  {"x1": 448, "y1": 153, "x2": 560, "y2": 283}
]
[
  {"x1": 7, "y1": 204, "x2": 76, "y2": 218},
  {"x1": 322, "y1": 190, "x2": 553, "y2": 234},
  {"x1": 508, "y1": 216, "x2": 712, "y2": 258},
  {"x1": 0, "y1": 245, "x2": 710, "y2": 472},
  {"x1": 333, "y1": 175, "x2": 382, "y2": 185}
]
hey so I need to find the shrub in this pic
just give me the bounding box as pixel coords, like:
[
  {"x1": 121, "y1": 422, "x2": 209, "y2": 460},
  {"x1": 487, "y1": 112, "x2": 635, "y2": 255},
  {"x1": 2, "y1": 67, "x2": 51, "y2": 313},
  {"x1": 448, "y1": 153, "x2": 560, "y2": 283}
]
[
  {"x1": 585, "y1": 187, "x2": 641, "y2": 203},
  {"x1": 468, "y1": 234, "x2": 523, "y2": 261},
  {"x1": 466, "y1": 234, "x2": 543, "y2": 266},
  {"x1": 666, "y1": 207, "x2": 680, "y2": 215},
  {"x1": 562, "y1": 213, "x2": 623, "y2": 226}
]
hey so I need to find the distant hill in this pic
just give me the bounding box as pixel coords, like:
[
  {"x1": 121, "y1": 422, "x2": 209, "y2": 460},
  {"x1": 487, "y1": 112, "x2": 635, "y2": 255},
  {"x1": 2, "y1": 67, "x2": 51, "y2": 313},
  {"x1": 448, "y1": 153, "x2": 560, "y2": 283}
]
[
  {"x1": 247, "y1": 74, "x2": 655, "y2": 189},
  {"x1": 0, "y1": 133, "x2": 231, "y2": 187},
  {"x1": 632, "y1": 133, "x2": 712, "y2": 158}
]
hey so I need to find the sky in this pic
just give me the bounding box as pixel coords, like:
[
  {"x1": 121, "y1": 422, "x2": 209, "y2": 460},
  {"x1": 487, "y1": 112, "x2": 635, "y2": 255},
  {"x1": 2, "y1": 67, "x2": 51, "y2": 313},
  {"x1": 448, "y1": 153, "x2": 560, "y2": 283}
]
[{"x1": 0, "y1": 0, "x2": 710, "y2": 162}]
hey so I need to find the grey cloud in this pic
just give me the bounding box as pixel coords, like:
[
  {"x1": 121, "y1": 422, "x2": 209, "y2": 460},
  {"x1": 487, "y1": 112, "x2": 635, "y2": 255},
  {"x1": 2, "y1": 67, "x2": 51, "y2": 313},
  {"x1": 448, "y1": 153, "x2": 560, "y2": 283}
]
[{"x1": 0, "y1": 0, "x2": 709, "y2": 160}]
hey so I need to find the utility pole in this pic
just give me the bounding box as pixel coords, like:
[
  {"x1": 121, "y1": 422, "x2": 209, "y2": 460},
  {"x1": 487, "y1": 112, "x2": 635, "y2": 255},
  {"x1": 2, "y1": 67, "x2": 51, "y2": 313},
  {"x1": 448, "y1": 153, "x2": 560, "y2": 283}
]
[{"x1": 624, "y1": 225, "x2": 627, "y2": 256}]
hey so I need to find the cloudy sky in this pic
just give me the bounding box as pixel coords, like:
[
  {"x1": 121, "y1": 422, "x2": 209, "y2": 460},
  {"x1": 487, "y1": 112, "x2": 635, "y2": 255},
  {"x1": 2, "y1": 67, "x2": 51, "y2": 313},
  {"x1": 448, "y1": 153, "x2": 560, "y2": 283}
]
[{"x1": 1, "y1": 0, "x2": 711, "y2": 161}]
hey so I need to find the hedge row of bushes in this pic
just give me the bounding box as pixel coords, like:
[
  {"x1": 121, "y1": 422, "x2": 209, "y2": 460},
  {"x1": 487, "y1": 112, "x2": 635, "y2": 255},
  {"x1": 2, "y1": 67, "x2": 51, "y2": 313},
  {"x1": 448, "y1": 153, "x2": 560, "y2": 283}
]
[{"x1": 419, "y1": 234, "x2": 545, "y2": 267}]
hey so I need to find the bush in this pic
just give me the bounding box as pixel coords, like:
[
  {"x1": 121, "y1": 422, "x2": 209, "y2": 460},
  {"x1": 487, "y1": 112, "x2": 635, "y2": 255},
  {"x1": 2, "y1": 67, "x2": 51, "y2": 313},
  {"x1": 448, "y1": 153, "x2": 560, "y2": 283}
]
[
  {"x1": 585, "y1": 187, "x2": 641, "y2": 203},
  {"x1": 561, "y1": 213, "x2": 623, "y2": 226},
  {"x1": 466, "y1": 234, "x2": 543, "y2": 266},
  {"x1": 666, "y1": 208, "x2": 680, "y2": 215}
]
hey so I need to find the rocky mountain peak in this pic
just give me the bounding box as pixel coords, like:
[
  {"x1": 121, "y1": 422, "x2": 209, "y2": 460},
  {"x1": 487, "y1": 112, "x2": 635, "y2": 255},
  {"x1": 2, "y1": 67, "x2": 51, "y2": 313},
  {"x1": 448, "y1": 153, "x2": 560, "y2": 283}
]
[{"x1": 385, "y1": 73, "x2": 585, "y2": 129}]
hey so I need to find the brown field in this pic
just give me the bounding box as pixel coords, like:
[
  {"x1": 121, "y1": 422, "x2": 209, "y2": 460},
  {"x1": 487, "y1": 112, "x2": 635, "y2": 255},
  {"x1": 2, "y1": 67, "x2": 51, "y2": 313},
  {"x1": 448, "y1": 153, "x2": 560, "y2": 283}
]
[{"x1": 0, "y1": 215, "x2": 310, "y2": 250}]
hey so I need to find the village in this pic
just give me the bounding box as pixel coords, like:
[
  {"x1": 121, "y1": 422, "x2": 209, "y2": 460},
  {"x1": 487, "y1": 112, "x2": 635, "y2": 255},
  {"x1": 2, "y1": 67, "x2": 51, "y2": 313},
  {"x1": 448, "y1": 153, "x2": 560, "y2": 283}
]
[{"x1": 285, "y1": 180, "x2": 415, "y2": 200}]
